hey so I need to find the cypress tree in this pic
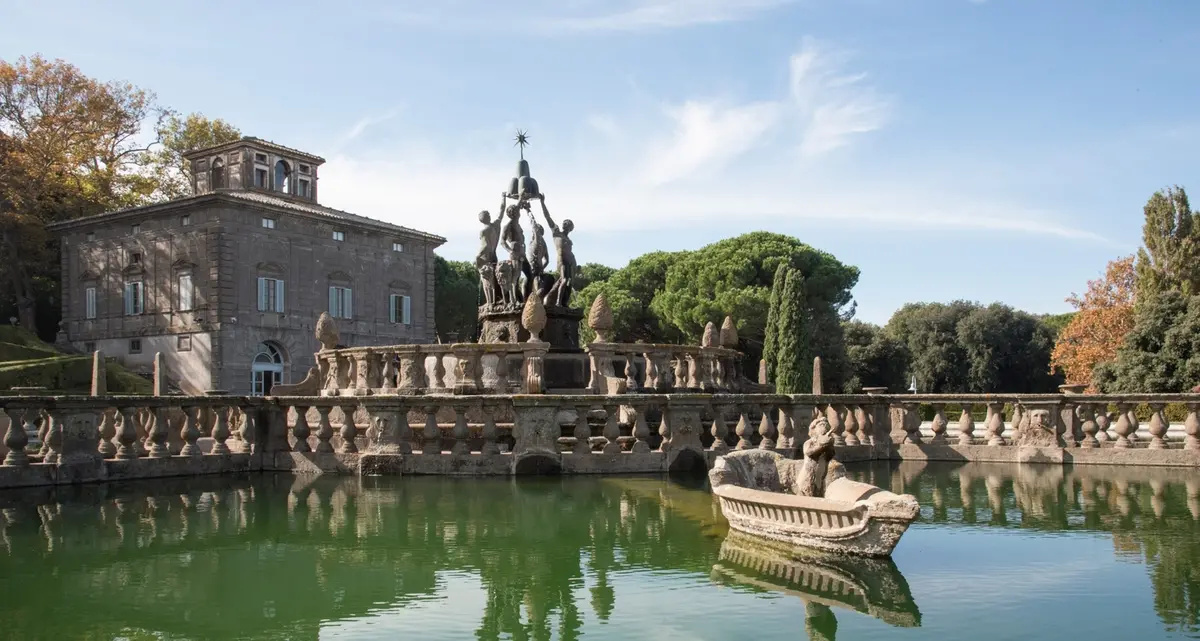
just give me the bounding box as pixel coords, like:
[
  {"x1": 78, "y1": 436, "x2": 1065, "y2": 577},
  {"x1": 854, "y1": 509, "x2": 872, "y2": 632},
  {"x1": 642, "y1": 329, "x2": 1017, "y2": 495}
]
[
  {"x1": 773, "y1": 268, "x2": 813, "y2": 394},
  {"x1": 762, "y1": 263, "x2": 790, "y2": 384}
]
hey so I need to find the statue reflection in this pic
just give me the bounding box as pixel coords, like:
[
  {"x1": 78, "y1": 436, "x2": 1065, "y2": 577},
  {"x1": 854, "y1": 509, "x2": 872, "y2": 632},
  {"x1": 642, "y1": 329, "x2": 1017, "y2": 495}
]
[{"x1": 710, "y1": 531, "x2": 921, "y2": 641}]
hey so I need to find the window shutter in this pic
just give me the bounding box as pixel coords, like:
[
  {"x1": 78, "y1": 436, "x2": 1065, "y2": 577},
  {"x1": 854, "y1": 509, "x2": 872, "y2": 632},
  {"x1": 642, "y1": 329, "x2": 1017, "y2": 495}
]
[
  {"x1": 345, "y1": 289, "x2": 353, "y2": 319},
  {"x1": 258, "y1": 278, "x2": 268, "y2": 311},
  {"x1": 329, "y1": 287, "x2": 338, "y2": 316},
  {"x1": 179, "y1": 275, "x2": 192, "y2": 311},
  {"x1": 275, "y1": 280, "x2": 285, "y2": 313},
  {"x1": 389, "y1": 294, "x2": 397, "y2": 323},
  {"x1": 86, "y1": 287, "x2": 96, "y2": 319},
  {"x1": 402, "y1": 295, "x2": 411, "y2": 325},
  {"x1": 135, "y1": 282, "x2": 143, "y2": 314},
  {"x1": 124, "y1": 284, "x2": 133, "y2": 315}
]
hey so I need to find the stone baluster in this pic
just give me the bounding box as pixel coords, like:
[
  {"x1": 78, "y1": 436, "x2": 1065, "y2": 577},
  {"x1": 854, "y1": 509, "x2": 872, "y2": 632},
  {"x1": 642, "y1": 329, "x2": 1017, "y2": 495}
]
[
  {"x1": 453, "y1": 348, "x2": 479, "y2": 394},
  {"x1": 432, "y1": 353, "x2": 447, "y2": 392},
  {"x1": 631, "y1": 404, "x2": 651, "y2": 454},
  {"x1": 758, "y1": 404, "x2": 777, "y2": 450},
  {"x1": 481, "y1": 402, "x2": 500, "y2": 455},
  {"x1": 710, "y1": 405, "x2": 729, "y2": 454},
  {"x1": 37, "y1": 410, "x2": 50, "y2": 458},
  {"x1": 115, "y1": 406, "x2": 140, "y2": 459},
  {"x1": 238, "y1": 407, "x2": 256, "y2": 454},
  {"x1": 422, "y1": 405, "x2": 441, "y2": 455},
  {"x1": 211, "y1": 405, "x2": 231, "y2": 456},
  {"x1": 957, "y1": 405, "x2": 975, "y2": 445},
  {"x1": 852, "y1": 404, "x2": 871, "y2": 447},
  {"x1": 1095, "y1": 409, "x2": 1112, "y2": 443},
  {"x1": 1112, "y1": 403, "x2": 1135, "y2": 448},
  {"x1": 657, "y1": 404, "x2": 672, "y2": 452},
  {"x1": 643, "y1": 352, "x2": 661, "y2": 390},
  {"x1": 1147, "y1": 403, "x2": 1168, "y2": 449},
  {"x1": 97, "y1": 409, "x2": 117, "y2": 458},
  {"x1": 290, "y1": 406, "x2": 311, "y2": 453},
  {"x1": 985, "y1": 403, "x2": 1005, "y2": 446},
  {"x1": 314, "y1": 406, "x2": 335, "y2": 453},
  {"x1": 792, "y1": 404, "x2": 815, "y2": 447},
  {"x1": 673, "y1": 356, "x2": 689, "y2": 391},
  {"x1": 323, "y1": 354, "x2": 341, "y2": 396},
  {"x1": 734, "y1": 405, "x2": 753, "y2": 450},
  {"x1": 350, "y1": 353, "x2": 368, "y2": 396},
  {"x1": 929, "y1": 404, "x2": 948, "y2": 444},
  {"x1": 1060, "y1": 401, "x2": 1080, "y2": 447},
  {"x1": 778, "y1": 403, "x2": 797, "y2": 450},
  {"x1": 339, "y1": 405, "x2": 358, "y2": 453},
  {"x1": 380, "y1": 351, "x2": 397, "y2": 394},
  {"x1": 843, "y1": 403, "x2": 860, "y2": 446},
  {"x1": 398, "y1": 350, "x2": 422, "y2": 392},
  {"x1": 1186, "y1": 403, "x2": 1200, "y2": 451},
  {"x1": 602, "y1": 404, "x2": 621, "y2": 454},
  {"x1": 3, "y1": 407, "x2": 29, "y2": 466},
  {"x1": 494, "y1": 351, "x2": 511, "y2": 393},
  {"x1": 686, "y1": 354, "x2": 702, "y2": 389},
  {"x1": 522, "y1": 343, "x2": 548, "y2": 394},
  {"x1": 624, "y1": 355, "x2": 638, "y2": 392},
  {"x1": 827, "y1": 404, "x2": 846, "y2": 446},
  {"x1": 179, "y1": 405, "x2": 201, "y2": 457},
  {"x1": 570, "y1": 405, "x2": 591, "y2": 455},
  {"x1": 451, "y1": 404, "x2": 471, "y2": 455},
  {"x1": 899, "y1": 403, "x2": 922, "y2": 445},
  {"x1": 147, "y1": 405, "x2": 171, "y2": 458},
  {"x1": 1078, "y1": 403, "x2": 1099, "y2": 448}
]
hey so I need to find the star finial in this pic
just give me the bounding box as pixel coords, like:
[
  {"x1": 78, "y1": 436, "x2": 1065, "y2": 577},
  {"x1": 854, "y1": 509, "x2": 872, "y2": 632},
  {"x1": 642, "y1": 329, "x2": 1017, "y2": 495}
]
[{"x1": 513, "y1": 129, "x2": 530, "y2": 160}]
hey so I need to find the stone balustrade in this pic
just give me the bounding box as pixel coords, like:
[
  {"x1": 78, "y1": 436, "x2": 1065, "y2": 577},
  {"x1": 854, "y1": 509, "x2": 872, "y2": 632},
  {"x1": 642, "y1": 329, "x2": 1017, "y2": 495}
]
[
  {"x1": 313, "y1": 342, "x2": 549, "y2": 397},
  {"x1": 585, "y1": 343, "x2": 748, "y2": 394},
  {"x1": 0, "y1": 392, "x2": 1196, "y2": 488}
]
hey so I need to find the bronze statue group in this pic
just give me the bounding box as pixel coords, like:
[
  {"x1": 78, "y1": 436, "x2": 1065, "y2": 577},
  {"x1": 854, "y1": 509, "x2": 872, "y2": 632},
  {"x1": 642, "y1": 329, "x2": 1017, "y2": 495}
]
[{"x1": 476, "y1": 192, "x2": 575, "y2": 311}]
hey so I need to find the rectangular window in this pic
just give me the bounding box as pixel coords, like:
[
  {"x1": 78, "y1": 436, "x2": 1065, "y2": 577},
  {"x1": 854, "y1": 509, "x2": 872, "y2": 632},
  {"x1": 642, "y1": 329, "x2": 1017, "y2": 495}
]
[
  {"x1": 129, "y1": 339, "x2": 142, "y2": 354},
  {"x1": 392, "y1": 241, "x2": 404, "y2": 253},
  {"x1": 298, "y1": 178, "x2": 311, "y2": 198},
  {"x1": 86, "y1": 232, "x2": 96, "y2": 242},
  {"x1": 181, "y1": 215, "x2": 191, "y2": 226},
  {"x1": 255, "y1": 153, "x2": 268, "y2": 164},
  {"x1": 178, "y1": 273, "x2": 193, "y2": 311},
  {"x1": 124, "y1": 281, "x2": 144, "y2": 315},
  {"x1": 177, "y1": 335, "x2": 192, "y2": 352},
  {"x1": 131, "y1": 252, "x2": 142, "y2": 264},
  {"x1": 254, "y1": 167, "x2": 268, "y2": 187},
  {"x1": 332, "y1": 230, "x2": 345, "y2": 242},
  {"x1": 85, "y1": 287, "x2": 97, "y2": 320},
  {"x1": 257, "y1": 277, "x2": 285, "y2": 312},
  {"x1": 84, "y1": 341, "x2": 96, "y2": 353},
  {"x1": 389, "y1": 294, "x2": 412, "y2": 325},
  {"x1": 329, "y1": 286, "x2": 353, "y2": 319},
  {"x1": 131, "y1": 224, "x2": 141, "y2": 235},
  {"x1": 262, "y1": 217, "x2": 276, "y2": 229}
]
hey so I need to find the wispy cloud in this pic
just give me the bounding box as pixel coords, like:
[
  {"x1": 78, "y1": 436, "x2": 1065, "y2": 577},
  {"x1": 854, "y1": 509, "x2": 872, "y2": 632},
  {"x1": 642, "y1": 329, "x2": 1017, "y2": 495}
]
[
  {"x1": 542, "y1": 0, "x2": 796, "y2": 32},
  {"x1": 641, "y1": 100, "x2": 782, "y2": 184},
  {"x1": 335, "y1": 109, "x2": 402, "y2": 148},
  {"x1": 789, "y1": 37, "x2": 890, "y2": 157}
]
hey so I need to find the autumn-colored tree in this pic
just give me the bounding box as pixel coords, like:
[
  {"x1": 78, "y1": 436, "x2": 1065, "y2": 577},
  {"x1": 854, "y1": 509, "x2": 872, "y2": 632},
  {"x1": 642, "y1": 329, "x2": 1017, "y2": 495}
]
[{"x1": 1050, "y1": 256, "x2": 1136, "y2": 388}]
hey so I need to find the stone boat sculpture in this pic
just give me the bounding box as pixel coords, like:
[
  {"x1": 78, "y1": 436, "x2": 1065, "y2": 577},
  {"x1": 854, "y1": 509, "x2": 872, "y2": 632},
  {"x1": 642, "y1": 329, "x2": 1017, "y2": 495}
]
[{"x1": 708, "y1": 418, "x2": 920, "y2": 558}]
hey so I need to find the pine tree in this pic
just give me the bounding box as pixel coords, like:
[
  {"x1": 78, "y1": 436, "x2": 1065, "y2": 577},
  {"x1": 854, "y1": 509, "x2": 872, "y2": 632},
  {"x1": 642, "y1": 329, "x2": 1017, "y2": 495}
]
[
  {"x1": 1135, "y1": 186, "x2": 1200, "y2": 300},
  {"x1": 773, "y1": 269, "x2": 813, "y2": 394},
  {"x1": 762, "y1": 263, "x2": 789, "y2": 384}
]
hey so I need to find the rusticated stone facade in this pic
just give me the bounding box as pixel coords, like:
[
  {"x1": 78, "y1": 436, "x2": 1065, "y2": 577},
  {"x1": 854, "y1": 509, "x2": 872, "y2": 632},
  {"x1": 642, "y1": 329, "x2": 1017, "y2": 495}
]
[{"x1": 48, "y1": 137, "x2": 445, "y2": 395}]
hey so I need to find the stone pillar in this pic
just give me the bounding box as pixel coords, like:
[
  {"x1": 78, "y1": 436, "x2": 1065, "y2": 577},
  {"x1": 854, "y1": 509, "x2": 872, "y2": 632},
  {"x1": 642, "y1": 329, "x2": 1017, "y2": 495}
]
[
  {"x1": 586, "y1": 343, "x2": 616, "y2": 394},
  {"x1": 91, "y1": 351, "x2": 107, "y2": 396},
  {"x1": 153, "y1": 352, "x2": 166, "y2": 396}
]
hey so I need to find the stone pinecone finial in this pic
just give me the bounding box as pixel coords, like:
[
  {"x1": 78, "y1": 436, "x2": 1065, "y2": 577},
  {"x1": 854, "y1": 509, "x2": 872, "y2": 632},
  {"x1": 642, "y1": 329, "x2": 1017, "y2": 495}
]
[
  {"x1": 719, "y1": 316, "x2": 738, "y2": 348},
  {"x1": 588, "y1": 293, "x2": 614, "y2": 343},
  {"x1": 315, "y1": 312, "x2": 339, "y2": 350},
  {"x1": 701, "y1": 321, "x2": 718, "y2": 347},
  {"x1": 522, "y1": 292, "x2": 547, "y2": 342}
]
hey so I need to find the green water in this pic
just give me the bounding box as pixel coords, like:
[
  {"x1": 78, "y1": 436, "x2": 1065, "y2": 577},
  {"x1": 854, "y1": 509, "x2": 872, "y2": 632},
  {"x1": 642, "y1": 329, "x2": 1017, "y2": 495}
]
[{"x1": 0, "y1": 462, "x2": 1197, "y2": 640}]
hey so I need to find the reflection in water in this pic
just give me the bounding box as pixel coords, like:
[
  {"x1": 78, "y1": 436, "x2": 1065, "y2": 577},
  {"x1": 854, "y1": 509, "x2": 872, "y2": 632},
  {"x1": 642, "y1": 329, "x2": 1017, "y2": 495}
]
[
  {"x1": 0, "y1": 461, "x2": 1196, "y2": 640},
  {"x1": 711, "y1": 530, "x2": 920, "y2": 640}
]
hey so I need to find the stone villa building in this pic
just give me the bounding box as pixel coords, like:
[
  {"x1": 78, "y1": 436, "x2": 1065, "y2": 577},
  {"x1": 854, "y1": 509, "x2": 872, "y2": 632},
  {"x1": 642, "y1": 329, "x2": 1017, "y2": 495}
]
[{"x1": 48, "y1": 137, "x2": 445, "y2": 395}]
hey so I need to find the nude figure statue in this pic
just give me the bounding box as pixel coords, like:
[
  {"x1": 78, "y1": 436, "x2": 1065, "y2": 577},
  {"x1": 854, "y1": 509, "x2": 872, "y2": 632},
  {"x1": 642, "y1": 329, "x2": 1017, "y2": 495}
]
[
  {"x1": 527, "y1": 212, "x2": 551, "y2": 301},
  {"x1": 500, "y1": 195, "x2": 535, "y2": 306},
  {"x1": 476, "y1": 207, "x2": 504, "y2": 307},
  {"x1": 539, "y1": 194, "x2": 575, "y2": 307}
]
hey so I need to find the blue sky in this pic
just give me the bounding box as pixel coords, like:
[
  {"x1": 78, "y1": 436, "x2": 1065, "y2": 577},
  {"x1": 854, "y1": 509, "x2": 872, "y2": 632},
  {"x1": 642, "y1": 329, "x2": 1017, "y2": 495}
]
[{"x1": 3, "y1": 0, "x2": 1198, "y2": 324}]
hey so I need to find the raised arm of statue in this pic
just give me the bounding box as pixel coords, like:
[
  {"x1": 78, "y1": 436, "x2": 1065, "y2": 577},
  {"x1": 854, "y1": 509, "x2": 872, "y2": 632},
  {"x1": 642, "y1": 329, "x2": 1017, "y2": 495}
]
[{"x1": 540, "y1": 196, "x2": 560, "y2": 234}]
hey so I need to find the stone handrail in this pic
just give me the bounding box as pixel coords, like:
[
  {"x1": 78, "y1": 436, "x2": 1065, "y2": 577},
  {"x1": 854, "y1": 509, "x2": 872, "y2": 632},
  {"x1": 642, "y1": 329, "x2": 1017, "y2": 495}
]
[
  {"x1": 0, "y1": 392, "x2": 1197, "y2": 488},
  {"x1": 314, "y1": 342, "x2": 549, "y2": 396}
]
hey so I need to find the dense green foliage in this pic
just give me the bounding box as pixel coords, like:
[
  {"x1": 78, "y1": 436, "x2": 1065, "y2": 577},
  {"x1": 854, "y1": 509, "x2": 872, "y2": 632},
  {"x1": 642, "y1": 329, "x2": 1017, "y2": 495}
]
[
  {"x1": 1134, "y1": 186, "x2": 1200, "y2": 301},
  {"x1": 884, "y1": 301, "x2": 1061, "y2": 393},
  {"x1": 842, "y1": 320, "x2": 909, "y2": 393},
  {"x1": 434, "y1": 257, "x2": 479, "y2": 342},
  {"x1": 1096, "y1": 289, "x2": 1200, "y2": 392},
  {"x1": 1039, "y1": 312, "x2": 1075, "y2": 338},
  {"x1": 772, "y1": 269, "x2": 813, "y2": 394},
  {"x1": 760, "y1": 263, "x2": 788, "y2": 385},
  {"x1": 573, "y1": 263, "x2": 616, "y2": 291}
]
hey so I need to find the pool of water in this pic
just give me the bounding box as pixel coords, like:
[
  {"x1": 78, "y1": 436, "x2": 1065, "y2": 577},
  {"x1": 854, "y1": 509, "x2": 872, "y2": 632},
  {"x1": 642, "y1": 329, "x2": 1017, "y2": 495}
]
[{"x1": 0, "y1": 461, "x2": 1197, "y2": 640}]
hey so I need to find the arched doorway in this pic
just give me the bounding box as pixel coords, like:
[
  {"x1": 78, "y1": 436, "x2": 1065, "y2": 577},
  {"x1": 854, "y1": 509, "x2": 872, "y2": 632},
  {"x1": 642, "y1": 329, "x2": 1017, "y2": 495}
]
[{"x1": 252, "y1": 341, "x2": 286, "y2": 395}]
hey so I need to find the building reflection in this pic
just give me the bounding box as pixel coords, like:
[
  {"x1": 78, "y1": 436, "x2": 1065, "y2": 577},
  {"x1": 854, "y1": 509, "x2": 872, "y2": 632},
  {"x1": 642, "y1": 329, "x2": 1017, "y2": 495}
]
[{"x1": 0, "y1": 460, "x2": 1196, "y2": 640}]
